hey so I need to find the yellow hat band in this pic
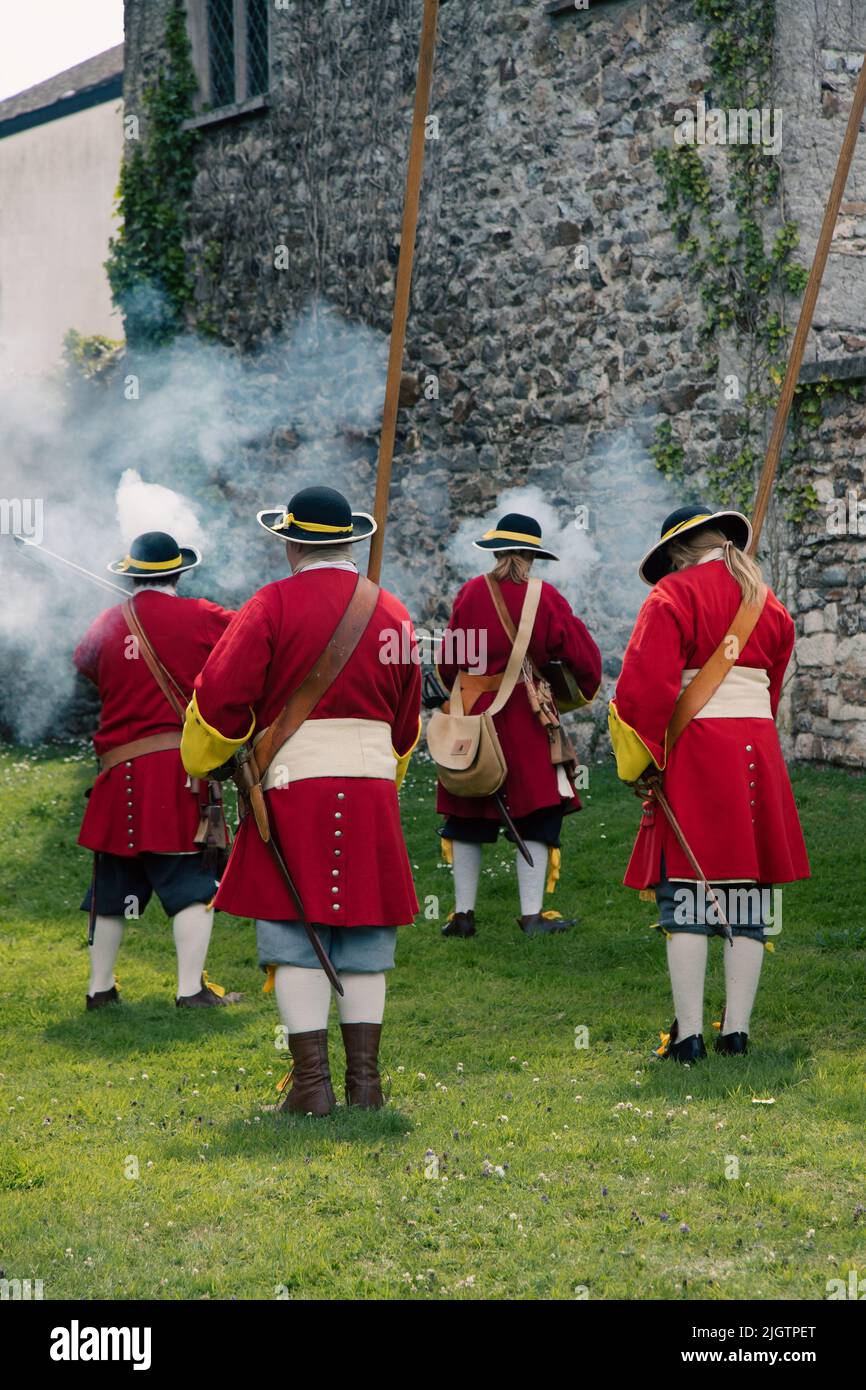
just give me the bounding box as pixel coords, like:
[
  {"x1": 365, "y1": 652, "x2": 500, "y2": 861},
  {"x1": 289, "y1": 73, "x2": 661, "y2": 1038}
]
[
  {"x1": 276, "y1": 512, "x2": 354, "y2": 534},
  {"x1": 659, "y1": 514, "x2": 713, "y2": 543},
  {"x1": 118, "y1": 553, "x2": 184, "y2": 571},
  {"x1": 483, "y1": 528, "x2": 542, "y2": 546}
]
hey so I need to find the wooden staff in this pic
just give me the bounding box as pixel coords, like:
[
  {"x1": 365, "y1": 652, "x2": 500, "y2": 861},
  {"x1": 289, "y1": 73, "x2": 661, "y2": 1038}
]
[
  {"x1": 367, "y1": 0, "x2": 441, "y2": 583},
  {"x1": 750, "y1": 55, "x2": 866, "y2": 553}
]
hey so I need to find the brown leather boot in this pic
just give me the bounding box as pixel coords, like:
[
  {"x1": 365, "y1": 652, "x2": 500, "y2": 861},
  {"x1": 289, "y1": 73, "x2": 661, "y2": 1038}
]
[
  {"x1": 277, "y1": 1030, "x2": 336, "y2": 1117},
  {"x1": 341, "y1": 1022, "x2": 384, "y2": 1109}
]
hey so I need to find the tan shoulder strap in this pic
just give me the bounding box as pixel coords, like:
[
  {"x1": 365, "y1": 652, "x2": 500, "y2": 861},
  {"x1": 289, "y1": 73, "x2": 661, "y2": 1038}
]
[
  {"x1": 666, "y1": 586, "x2": 768, "y2": 751},
  {"x1": 253, "y1": 575, "x2": 380, "y2": 778},
  {"x1": 484, "y1": 573, "x2": 545, "y2": 679},
  {"x1": 484, "y1": 573, "x2": 517, "y2": 641},
  {"x1": 121, "y1": 598, "x2": 187, "y2": 724},
  {"x1": 452, "y1": 577, "x2": 542, "y2": 717}
]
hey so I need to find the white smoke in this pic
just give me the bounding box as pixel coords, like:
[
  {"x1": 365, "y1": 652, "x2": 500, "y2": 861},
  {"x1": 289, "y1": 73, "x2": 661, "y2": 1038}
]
[
  {"x1": 449, "y1": 482, "x2": 600, "y2": 606},
  {"x1": 115, "y1": 469, "x2": 206, "y2": 552},
  {"x1": 445, "y1": 429, "x2": 681, "y2": 630},
  {"x1": 0, "y1": 301, "x2": 389, "y2": 740}
]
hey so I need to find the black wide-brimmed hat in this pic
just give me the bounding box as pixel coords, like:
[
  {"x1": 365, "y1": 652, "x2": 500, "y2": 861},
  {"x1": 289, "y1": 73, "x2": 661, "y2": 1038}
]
[
  {"x1": 257, "y1": 485, "x2": 376, "y2": 546},
  {"x1": 472, "y1": 512, "x2": 559, "y2": 562},
  {"x1": 638, "y1": 504, "x2": 752, "y2": 586},
  {"x1": 108, "y1": 530, "x2": 201, "y2": 577}
]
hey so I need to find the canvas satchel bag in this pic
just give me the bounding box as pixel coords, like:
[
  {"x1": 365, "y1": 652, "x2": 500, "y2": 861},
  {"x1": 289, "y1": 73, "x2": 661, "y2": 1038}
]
[{"x1": 426, "y1": 578, "x2": 542, "y2": 796}]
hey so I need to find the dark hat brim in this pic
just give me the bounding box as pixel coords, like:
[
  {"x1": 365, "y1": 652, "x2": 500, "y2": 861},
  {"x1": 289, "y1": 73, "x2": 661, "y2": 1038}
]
[
  {"x1": 257, "y1": 508, "x2": 377, "y2": 545},
  {"x1": 638, "y1": 510, "x2": 752, "y2": 586},
  {"x1": 108, "y1": 545, "x2": 201, "y2": 577},
  {"x1": 472, "y1": 537, "x2": 559, "y2": 562}
]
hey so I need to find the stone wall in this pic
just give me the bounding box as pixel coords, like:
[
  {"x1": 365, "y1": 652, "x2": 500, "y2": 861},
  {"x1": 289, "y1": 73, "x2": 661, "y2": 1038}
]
[
  {"x1": 785, "y1": 380, "x2": 866, "y2": 768},
  {"x1": 774, "y1": 0, "x2": 866, "y2": 768},
  {"x1": 118, "y1": 0, "x2": 866, "y2": 766}
]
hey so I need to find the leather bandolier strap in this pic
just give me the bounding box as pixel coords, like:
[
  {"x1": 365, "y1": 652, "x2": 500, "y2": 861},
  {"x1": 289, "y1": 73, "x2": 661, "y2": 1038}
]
[
  {"x1": 666, "y1": 586, "x2": 768, "y2": 751},
  {"x1": 121, "y1": 599, "x2": 187, "y2": 721}
]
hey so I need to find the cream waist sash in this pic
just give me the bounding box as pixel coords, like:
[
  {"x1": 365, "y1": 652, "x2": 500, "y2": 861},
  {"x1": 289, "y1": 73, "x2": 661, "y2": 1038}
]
[
  {"x1": 259, "y1": 717, "x2": 395, "y2": 790},
  {"x1": 680, "y1": 665, "x2": 772, "y2": 720}
]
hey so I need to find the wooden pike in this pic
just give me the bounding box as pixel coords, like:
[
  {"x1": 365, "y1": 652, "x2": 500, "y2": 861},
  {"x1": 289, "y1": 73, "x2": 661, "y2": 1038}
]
[
  {"x1": 750, "y1": 54, "x2": 866, "y2": 552},
  {"x1": 367, "y1": 0, "x2": 441, "y2": 584}
]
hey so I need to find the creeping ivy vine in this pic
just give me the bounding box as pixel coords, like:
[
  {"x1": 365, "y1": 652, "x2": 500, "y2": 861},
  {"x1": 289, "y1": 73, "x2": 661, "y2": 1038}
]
[
  {"x1": 652, "y1": 0, "x2": 814, "y2": 517},
  {"x1": 105, "y1": 0, "x2": 200, "y2": 347}
]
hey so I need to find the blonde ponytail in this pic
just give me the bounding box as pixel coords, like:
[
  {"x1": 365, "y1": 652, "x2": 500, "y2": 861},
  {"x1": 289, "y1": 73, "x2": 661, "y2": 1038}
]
[
  {"x1": 491, "y1": 552, "x2": 534, "y2": 584},
  {"x1": 667, "y1": 526, "x2": 764, "y2": 606}
]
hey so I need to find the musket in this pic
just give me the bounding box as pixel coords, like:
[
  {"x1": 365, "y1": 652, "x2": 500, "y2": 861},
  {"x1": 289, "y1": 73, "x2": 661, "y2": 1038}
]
[
  {"x1": 637, "y1": 771, "x2": 733, "y2": 946},
  {"x1": 12, "y1": 534, "x2": 129, "y2": 597},
  {"x1": 493, "y1": 791, "x2": 534, "y2": 868}
]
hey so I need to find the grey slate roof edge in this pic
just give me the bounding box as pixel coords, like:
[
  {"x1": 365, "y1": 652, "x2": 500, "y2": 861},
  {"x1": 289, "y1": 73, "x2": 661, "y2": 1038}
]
[{"x1": 0, "y1": 43, "x2": 123, "y2": 138}]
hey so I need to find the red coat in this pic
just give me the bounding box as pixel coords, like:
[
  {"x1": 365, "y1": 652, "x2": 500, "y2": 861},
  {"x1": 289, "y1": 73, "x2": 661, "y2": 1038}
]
[
  {"x1": 610, "y1": 561, "x2": 810, "y2": 887},
  {"x1": 192, "y1": 569, "x2": 421, "y2": 926},
  {"x1": 75, "y1": 592, "x2": 235, "y2": 855},
  {"x1": 436, "y1": 575, "x2": 602, "y2": 821}
]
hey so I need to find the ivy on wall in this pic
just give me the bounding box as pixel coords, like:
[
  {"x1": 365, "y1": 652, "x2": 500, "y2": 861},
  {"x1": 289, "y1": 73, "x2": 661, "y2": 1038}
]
[
  {"x1": 105, "y1": 1, "x2": 200, "y2": 347},
  {"x1": 651, "y1": 0, "x2": 813, "y2": 516}
]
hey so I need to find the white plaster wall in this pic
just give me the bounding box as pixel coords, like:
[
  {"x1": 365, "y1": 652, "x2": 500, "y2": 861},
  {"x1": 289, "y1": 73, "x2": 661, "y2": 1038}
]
[{"x1": 0, "y1": 97, "x2": 124, "y2": 377}]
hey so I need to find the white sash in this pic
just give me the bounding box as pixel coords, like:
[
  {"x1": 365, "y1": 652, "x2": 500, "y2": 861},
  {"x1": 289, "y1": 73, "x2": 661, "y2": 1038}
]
[
  {"x1": 260, "y1": 717, "x2": 396, "y2": 789},
  {"x1": 680, "y1": 665, "x2": 772, "y2": 720}
]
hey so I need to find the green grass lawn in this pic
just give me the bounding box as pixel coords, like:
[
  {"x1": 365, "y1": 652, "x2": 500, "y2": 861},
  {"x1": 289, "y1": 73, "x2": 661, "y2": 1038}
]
[{"x1": 1, "y1": 743, "x2": 865, "y2": 1300}]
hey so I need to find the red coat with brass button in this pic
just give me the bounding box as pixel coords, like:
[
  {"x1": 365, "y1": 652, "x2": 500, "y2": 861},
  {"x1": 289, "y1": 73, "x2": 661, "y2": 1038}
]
[
  {"x1": 75, "y1": 592, "x2": 235, "y2": 856},
  {"x1": 611, "y1": 560, "x2": 810, "y2": 887},
  {"x1": 191, "y1": 569, "x2": 422, "y2": 926},
  {"x1": 436, "y1": 575, "x2": 602, "y2": 821}
]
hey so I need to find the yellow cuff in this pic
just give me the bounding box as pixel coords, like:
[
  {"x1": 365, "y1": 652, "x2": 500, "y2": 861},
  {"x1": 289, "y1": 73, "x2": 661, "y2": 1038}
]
[
  {"x1": 393, "y1": 716, "x2": 422, "y2": 791},
  {"x1": 181, "y1": 690, "x2": 255, "y2": 778},
  {"x1": 608, "y1": 702, "x2": 659, "y2": 783},
  {"x1": 440, "y1": 837, "x2": 453, "y2": 865}
]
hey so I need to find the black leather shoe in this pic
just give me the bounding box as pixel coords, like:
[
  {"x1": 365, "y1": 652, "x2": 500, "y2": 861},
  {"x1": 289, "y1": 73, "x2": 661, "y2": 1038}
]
[
  {"x1": 518, "y1": 912, "x2": 574, "y2": 935},
  {"x1": 655, "y1": 1018, "x2": 707, "y2": 1063},
  {"x1": 176, "y1": 985, "x2": 225, "y2": 1008},
  {"x1": 715, "y1": 1031, "x2": 748, "y2": 1055},
  {"x1": 442, "y1": 910, "x2": 476, "y2": 938},
  {"x1": 86, "y1": 985, "x2": 120, "y2": 1011}
]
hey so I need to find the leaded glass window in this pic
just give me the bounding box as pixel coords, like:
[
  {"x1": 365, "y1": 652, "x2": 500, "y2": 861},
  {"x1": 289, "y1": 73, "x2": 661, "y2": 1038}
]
[
  {"x1": 196, "y1": 0, "x2": 270, "y2": 110},
  {"x1": 207, "y1": 0, "x2": 235, "y2": 109},
  {"x1": 246, "y1": 0, "x2": 270, "y2": 99}
]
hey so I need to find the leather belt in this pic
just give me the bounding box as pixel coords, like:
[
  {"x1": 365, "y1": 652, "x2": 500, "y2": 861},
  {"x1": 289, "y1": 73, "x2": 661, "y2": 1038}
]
[{"x1": 98, "y1": 730, "x2": 182, "y2": 774}]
